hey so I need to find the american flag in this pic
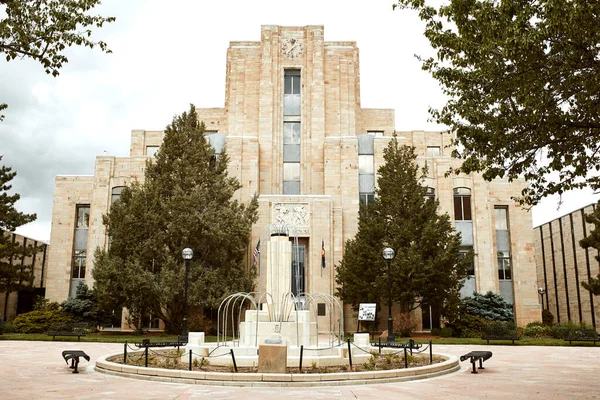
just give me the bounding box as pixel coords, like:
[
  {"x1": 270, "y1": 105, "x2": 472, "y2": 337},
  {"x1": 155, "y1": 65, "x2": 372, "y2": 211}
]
[
  {"x1": 253, "y1": 239, "x2": 260, "y2": 265},
  {"x1": 321, "y1": 239, "x2": 326, "y2": 269}
]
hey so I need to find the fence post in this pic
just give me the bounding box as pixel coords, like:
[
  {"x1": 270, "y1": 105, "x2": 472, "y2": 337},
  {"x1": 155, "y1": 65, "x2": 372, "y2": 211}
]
[
  {"x1": 347, "y1": 339, "x2": 353, "y2": 372},
  {"x1": 145, "y1": 346, "x2": 149, "y2": 368},
  {"x1": 429, "y1": 340, "x2": 432, "y2": 364},
  {"x1": 299, "y1": 345, "x2": 304, "y2": 372},
  {"x1": 378, "y1": 337, "x2": 381, "y2": 354},
  {"x1": 230, "y1": 349, "x2": 238, "y2": 373},
  {"x1": 409, "y1": 339, "x2": 414, "y2": 355},
  {"x1": 123, "y1": 341, "x2": 127, "y2": 365},
  {"x1": 404, "y1": 347, "x2": 408, "y2": 369},
  {"x1": 189, "y1": 349, "x2": 193, "y2": 371}
]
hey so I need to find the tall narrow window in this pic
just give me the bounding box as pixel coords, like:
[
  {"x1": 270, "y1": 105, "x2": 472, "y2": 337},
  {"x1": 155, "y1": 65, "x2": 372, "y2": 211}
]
[
  {"x1": 426, "y1": 146, "x2": 441, "y2": 157},
  {"x1": 495, "y1": 207, "x2": 512, "y2": 280},
  {"x1": 453, "y1": 188, "x2": 473, "y2": 245},
  {"x1": 425, "y1": 187, "x2": 435, "y2": 202},
  {"x1": 71, "y1": 205, "x2": 90, "y2": 297},
  {"x1": 284, "y1": 70, "x2": 301, "y2": 116},
  {"x1": 283, "y1": 70, "x2": 301, "y2": 194},
  {"x1": 111, "y1": 187, "x2": 125, "y2": 205},
  {"x1": 146, "y1": 146, "x2": 159, "y2": 157},
  {"x1": 358, "y1": 134, "x2": 375, "y2": 205}
]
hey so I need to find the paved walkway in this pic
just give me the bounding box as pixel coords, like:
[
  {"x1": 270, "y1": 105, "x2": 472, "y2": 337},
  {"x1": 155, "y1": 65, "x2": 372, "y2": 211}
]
[{"x1": 0, "y1": 341, "x2": 599, "y2": 399}]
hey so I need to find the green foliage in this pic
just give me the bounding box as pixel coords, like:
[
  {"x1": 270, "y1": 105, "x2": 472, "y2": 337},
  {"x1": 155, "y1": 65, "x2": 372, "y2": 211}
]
[
  {"x1": 0, "y1": 0, "x2": 114, "y2": 120},
  {"x1": 449, "y1": 314, "x2": 488, "y2": 338},
  {"x1": 0, "y1": 157, "x2": 39, "y2": 317},
  {"x1": 33, "y1": 296, "x2": 60, "y2": 311},
  {"x1": 1, "y1": 320, "x2": 15, "y2": 333},
  {"x1": 336, "y1": 139, "x2": 469, "y2": 318},
  {"x1": 439, "y1": 327, "x2": 453, "y2": 338},
  {"x1": 93, "y1": 105, "x2": 259, "y2": 333},
  {"x1": 522, "y1": 322, "x2": 551, "y2": 338},
  {"x1": 542, "y1": 309, "x2": 554, "y2": 326},
  {"x1": 484, "y1": 321, "x2": 517, "y2": 338},
  {"x1": 12, "y1": 309, "x2": 73, "y2": 333},
  {"x1": 579, "y1": 204, "x2": 600, "y2": 296},
  {"x1": 61, "y1": 282, "x2": 107, "y2": 329},
  {"x1": 395, "y1": 0, "x2": 600, "y2": 206},
  {"x1": 550, "y1": 321, "x2": 596, "y2": 339},
  {"x1": 461, "y1": 291, "x2": 514, "y2": 322}
]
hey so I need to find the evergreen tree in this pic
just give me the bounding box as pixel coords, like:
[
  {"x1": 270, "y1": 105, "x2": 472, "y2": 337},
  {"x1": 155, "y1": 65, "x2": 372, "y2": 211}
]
[
  {"x1": 93, "y1": 105, "x2": 258, "y2": 333},
  {"x1": 0, "y1": 156, "x2": 37, "y2": 319},
  {"x1": 579, "y1": 204, "x2": 600, "y2": 296},
  {"x1": 336, "y1": 138, "x2": 470, "y2": 320}
]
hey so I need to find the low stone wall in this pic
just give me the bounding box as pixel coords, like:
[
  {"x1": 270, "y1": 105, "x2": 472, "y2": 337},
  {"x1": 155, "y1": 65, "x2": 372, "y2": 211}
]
[{"x1": 95, "y1": 352, "x2": 460, "y2": 387}]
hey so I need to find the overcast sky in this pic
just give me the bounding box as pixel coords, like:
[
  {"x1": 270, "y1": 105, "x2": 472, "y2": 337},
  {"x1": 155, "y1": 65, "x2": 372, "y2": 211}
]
[{"x1": 1, "y1": 0, "x2": 598, "y2": 242}]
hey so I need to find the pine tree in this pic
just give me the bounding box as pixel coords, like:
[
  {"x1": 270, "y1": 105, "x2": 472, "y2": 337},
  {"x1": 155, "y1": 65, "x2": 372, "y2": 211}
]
[
  {"x1": 579, "y1": 204, "x2": 600, "y2": 296},
  {"x1": 0, "y1": 156, "x2": 37, "y2": 318},
  {"x1": 93, "y1": 105, "x2": 258, "y2": 333},
  {"x1": 335, "y1": 138, "x2": 470, "y2": 321}
]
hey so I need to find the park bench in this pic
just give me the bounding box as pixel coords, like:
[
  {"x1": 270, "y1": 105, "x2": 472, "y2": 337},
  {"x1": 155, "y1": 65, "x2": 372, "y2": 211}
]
[
  {"x1": 61, "y1": 350, "x2": 90, "y2": 373},
  {"x1": 460, "y1": 351, "x2": 493, "y2": 374},
  {"x1": 481, "y1": 325, "x2": 521, "y2": 345},
  {"x1": 564, "y1": 329, "x2": 599, "y2": 345},
  {"x1": 47, "y1": 331, "x2": 86, "y2": 341}
]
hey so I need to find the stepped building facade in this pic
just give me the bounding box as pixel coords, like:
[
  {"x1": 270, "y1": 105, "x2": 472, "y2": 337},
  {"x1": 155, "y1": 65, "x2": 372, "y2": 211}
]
[{"x1": 45, "y1": 25, "x2": 541, "y2": 330}]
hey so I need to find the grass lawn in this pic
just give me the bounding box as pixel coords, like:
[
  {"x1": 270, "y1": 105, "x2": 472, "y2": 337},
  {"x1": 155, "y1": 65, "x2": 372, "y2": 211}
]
[
  {"x1": 0, "y1": 332, "x2": 224, "y2": 343},
  {"x1": 2, "y1": 332, "x2": 597, "y2": 346}
]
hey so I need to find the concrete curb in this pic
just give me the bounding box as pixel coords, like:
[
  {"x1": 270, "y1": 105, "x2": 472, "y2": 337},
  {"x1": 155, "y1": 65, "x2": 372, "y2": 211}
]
[{"x1": 95, "y1": 352, "x2": 460, "y2": 387}]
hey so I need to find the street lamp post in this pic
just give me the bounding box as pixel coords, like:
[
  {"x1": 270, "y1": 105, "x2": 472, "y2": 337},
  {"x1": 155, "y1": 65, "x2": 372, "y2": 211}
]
[
  {"x1": 181, "y1": 248, "x2": 194, "y2": 340},
  {"x1": 382, "y1": 247, "x2": 396, "y2": 343},
  {"x1": 538, "y1": 287, "x2": 546, "y2": 310}
]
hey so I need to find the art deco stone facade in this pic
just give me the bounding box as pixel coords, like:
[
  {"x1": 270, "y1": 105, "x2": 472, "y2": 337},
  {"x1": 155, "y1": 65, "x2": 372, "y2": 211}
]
[
  {"x1": 45, "y1": 25, "x2": 541, "y2": 330},
  {"x1": 535, "y1": 204, "x2": 600, "y2": 329}
]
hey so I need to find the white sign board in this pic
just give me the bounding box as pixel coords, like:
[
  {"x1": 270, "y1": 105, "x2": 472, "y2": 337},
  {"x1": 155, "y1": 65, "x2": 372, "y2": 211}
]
[{"x1": 358, "y1": 303, "x2": 376, "y2": 321}]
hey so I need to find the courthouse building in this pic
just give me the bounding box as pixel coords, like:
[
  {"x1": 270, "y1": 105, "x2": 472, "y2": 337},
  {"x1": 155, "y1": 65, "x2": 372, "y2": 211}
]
[{"x1": 45, "y1": 25, "x2": 541, "y2": 330}]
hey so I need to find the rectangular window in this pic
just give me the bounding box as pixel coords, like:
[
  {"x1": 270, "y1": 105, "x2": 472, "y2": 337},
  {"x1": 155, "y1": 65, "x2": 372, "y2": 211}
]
[
  {"x1": 427, "y1": 146, "x2": 441, "y2": 157},
  {"x1": 283, "y1": 122, "x2": 301, "y2": 162},
  {"x1": 317, "y1": 303, "x2": 326, "y2": 316},
  {"x1": 146, "y1": 146, "x2": 159, "y2": 157},
  {"x1": 453, "y1": 195, "x2": 472, "y2": 220},
  {"x1": 284, "y1": 70, "x2": 301, "y2": 116},
  {"x1": 367, "y1": 131, "x2": 383, "y2": 137},
  {"x1": 72, "y1": 250, "x2": 86, "y2": 279},
  {"x1": 495, "y1": 206, "x2": 512, "y2": 281},
  {"x1": 498, "y1": 252, "x2": 511, "y2": 280},
  {"x1": 359, "y1": 193, "x2": 375, "y2": 205},
  {"x1": 358, "y1": 155, "x2": 374, "y2": 175},
  {"x1": 459, "y1": 246, "x2": 475, "y2": 276},
  {"x1": 76, "y1": 205, "x2": 90, "y2": 228}
]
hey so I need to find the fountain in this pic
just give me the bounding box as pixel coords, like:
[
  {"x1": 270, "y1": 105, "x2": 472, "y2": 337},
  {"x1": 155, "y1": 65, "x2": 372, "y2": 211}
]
[{"x1": 185, "y1": 224, "x2": 365, "y2": 368}]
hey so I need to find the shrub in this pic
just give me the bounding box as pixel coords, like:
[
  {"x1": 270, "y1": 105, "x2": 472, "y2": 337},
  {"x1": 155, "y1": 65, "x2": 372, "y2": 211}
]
[
  {"x1": 542, "y1": 309, "x2": 554, "y2": 326},
  {"x1": 449, "y1": 314, "x2": 488, "y2": 338},
  {"x1": 12, "y1": 309, "x2": 74, "y2": 333},
  {"x1": 440, "y1": 327, "x2": 453, "y2": 337},
  {"x1": 551, "y1": 321, "x2": 595, "y2": 339},
  {"x1": 461, "y1": 291, "x2": 514, "y2": 322},
  {"x1": 393, "y1": 312, "x2": 418, "y2": 337},
  {"x1": 188, "y1": 314, "x2": 216, "y2": 335},
  {"x1": 33, "y1": 296, "x2": 60, "y2": 311},
  {"x1": 1, "y1": 321, "x2": 16, "y2": 334},
  {"x1": 522, "y1": 322, "x2": 551, "y2": 338},
  {"x1": 484, "y1": 320, "x2": 517, "y2": 337},
  {"x1": 430, "y1": 328, "x2": 441, "y2": 336}
]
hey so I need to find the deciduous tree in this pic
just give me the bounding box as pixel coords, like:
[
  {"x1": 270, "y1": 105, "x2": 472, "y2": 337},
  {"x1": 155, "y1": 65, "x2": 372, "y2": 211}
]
[
  {"x1": 335, "y1": 139, "x2": 470, "y2": 323},
  {"x1": 395, "y1": 0, "x2": 600, "y2": 206},
  {"x1": 93, "y1": 105, "x2": 259, "y2": 333},
  {"x1": 0, "y1": 0, "x2": 115, "y2": 120},
  {"x1": 579, "y1": 204, "x2": 600, "y2": 296}
]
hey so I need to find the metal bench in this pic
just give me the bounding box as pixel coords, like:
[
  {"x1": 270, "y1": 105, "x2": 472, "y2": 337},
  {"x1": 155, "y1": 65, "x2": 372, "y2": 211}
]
[
  {"x1": 47, "y1": 331, "x2": 86, "y2": 341},
  {"x1": 481, "y1": 326, "x2": 521, "y2": 345},
  {"x1": 460, "y1": 351, "x2": 493, "y2": 374},
  {"x1": 61, "y1": 350, "x2": 90, "y2": 373},
  {"x1": 564, "y1": 329, "x2": 599, "y2": 345}
]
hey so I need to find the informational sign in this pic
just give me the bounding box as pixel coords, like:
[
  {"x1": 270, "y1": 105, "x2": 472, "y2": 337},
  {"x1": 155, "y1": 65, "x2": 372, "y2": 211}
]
[{"x1": 358, "y1": 303, "x2": 376, "y2": 321}]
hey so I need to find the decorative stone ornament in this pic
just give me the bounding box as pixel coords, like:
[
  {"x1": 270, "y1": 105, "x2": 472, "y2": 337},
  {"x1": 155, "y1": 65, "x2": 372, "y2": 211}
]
[{"x1": 281, "y1": 38, "x2": 303, "y2": 59}]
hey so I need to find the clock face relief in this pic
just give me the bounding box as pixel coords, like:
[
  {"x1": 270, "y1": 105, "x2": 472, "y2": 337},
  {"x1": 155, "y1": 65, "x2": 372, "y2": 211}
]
[{"x1": 281, "y1": 38, "x2": 304, "y2": 59}]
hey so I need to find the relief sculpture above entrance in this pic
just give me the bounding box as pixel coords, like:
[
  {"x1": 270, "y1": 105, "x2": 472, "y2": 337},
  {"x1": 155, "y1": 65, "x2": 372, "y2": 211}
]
[{"x1": 272, "y1": 203, "x2": 310, "y2": 236}]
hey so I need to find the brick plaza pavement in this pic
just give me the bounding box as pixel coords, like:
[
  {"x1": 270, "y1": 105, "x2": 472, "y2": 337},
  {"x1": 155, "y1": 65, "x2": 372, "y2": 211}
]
[{"x1": 0, "y1": 340, "x2": 599, "y2": 399}]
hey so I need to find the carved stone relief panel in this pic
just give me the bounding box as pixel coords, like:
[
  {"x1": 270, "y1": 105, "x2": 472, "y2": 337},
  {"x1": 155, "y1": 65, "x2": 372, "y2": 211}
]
[{"x1": 271, "y1": 203, "x2": 310, "y2": 236}]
